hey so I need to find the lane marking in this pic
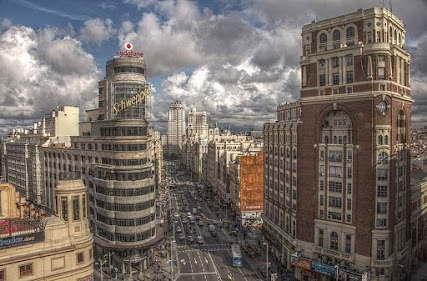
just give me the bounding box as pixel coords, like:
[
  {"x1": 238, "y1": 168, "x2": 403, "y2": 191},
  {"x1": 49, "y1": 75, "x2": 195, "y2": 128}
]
[{"x1": 179, "y1": 272, "x2": 217, "y2": 276}]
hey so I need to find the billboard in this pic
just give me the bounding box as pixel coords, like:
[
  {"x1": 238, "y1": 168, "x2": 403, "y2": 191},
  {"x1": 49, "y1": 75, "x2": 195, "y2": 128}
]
[
  {"x1": 240, "y1": 152, "x2": 264, "y2": 211},
  {"x1": 0, "y1": 231, "x2": 44, "y2": 249},
  {"x1": 311, "y1": 261, "x2": 336, "y2": 278}
]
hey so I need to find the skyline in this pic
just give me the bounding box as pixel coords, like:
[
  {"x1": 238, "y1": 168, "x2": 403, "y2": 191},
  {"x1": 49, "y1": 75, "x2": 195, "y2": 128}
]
[{"x1": 1, "y1": 0, "x2": 426, "y2": 134}]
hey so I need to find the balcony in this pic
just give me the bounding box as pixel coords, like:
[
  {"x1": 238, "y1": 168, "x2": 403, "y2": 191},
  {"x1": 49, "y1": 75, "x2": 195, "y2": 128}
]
[
  {"x1": 371, "y1": 259, "x2": 393, "y2": 268},
  {"x1": 314, "y1": 246, "x2": 354, "y2": 262}
]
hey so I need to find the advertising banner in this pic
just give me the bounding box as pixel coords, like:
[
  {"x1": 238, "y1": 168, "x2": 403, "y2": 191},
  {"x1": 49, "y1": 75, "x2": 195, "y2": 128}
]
[
  {"x1": 0, "y1": 231, "x2": 44, "y2": 249},
  {"x1": 338, "y1": 268, "x2": 362, "y2": 281},
  {"x1": 312, "y1": 261, "x2": 336, "y2": 278},
  {"x1": 297, "y1": 257, "x2": 312, "y2": 271}
]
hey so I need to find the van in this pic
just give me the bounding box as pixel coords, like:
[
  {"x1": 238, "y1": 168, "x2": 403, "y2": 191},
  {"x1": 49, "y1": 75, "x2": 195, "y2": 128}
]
[{"x1": 208, "y1": 224, "x2": 216, "y2": 233}]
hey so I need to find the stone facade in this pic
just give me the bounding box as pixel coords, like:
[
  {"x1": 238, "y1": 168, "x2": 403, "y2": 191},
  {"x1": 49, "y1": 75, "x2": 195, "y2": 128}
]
[{"x1": 0, "y1": 181, "x2": 93, "y2": 281}]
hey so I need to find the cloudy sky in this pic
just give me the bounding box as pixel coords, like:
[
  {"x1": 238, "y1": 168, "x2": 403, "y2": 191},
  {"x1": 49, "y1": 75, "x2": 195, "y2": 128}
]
[{"x1": 0, "y1": 0, "x2": 426, "y2": 134}]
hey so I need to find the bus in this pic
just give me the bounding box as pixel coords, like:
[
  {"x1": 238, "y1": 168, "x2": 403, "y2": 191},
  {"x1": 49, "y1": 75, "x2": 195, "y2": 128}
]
[{"x1": 231, "y1": 244, "x2": 242, "y2": 267}]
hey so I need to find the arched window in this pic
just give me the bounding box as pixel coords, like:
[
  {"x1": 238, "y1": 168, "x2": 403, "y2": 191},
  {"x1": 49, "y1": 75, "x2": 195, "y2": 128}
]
[
  {"x1": 320, "y1": 33, "x2": 327, "y2": 43},
  {"x1": 378, "y1": 135, "x2": 383, "y2": 145},
  {"x1": 384, "y1": 135, "x2": 389, "y2": 145},
  {"x1": 331, "y1": 232, "x2": 339, "y2": 250},
  {"x1": 333, "y1": 136, "x2": 338, "y2": 144},
  {"x1": 347, "y1": 27, "x2": 354, "y2": 38},
  {"x1": 379, "y1": 152, "x2": 389, "y2": 164},
  {"x1": 333, "y1": 30, "x2": 341, "y2": 41},
  {"x1": 325, "y1": 136, "x2": 329, "y2": 144},
  {"x1": 338, "y1": 136, "x2": 343, "y2": 144}
]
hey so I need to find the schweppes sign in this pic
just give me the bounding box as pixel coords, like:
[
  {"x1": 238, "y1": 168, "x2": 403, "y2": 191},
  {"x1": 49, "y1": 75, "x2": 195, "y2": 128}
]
[{"x1": 113, "y1": 87, "x2": 151, "y2": 116}]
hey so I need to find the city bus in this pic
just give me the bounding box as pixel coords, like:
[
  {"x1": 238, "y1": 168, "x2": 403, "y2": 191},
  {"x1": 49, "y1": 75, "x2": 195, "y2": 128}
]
[{"x1": 231, "y1": 244, "x2": 242, "y2": 267}]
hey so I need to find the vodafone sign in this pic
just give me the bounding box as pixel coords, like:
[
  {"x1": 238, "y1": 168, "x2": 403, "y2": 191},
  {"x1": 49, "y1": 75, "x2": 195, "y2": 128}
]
[{"x1": 116, "y1": 42, "x2": 143, "y2": 57}]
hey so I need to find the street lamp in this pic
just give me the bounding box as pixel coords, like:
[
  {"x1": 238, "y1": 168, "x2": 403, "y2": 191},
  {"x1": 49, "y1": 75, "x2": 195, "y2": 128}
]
[
  {"x1": 99, "y1": 254, "x2": 108, "y2": 281},
  {"x1": 263, "y1": 241, "x2": 269, "y2": 281}
]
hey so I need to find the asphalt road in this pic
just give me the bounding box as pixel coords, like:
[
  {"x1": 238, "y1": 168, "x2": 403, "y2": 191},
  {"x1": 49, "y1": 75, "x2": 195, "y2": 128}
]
[{"x1": 166, "y1": 167, "x2": 261, "y2": 281}]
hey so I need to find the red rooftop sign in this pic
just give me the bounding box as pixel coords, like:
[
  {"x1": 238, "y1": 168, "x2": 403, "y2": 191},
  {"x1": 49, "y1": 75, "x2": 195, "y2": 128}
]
[{"x1": 116, "y1": 42, "x2": 144, "y2": 57}]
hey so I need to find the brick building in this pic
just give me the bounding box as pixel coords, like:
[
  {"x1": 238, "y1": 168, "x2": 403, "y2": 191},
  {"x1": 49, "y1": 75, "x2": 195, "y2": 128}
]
[{"x1": 263, "y1": 7, "x2": 412, "y2": 281}]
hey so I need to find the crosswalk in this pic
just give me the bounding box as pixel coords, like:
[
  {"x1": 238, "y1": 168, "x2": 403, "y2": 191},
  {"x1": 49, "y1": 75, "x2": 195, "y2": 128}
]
[{"x1": 177, "y1": 243, "x2": 231, "y2": 253}]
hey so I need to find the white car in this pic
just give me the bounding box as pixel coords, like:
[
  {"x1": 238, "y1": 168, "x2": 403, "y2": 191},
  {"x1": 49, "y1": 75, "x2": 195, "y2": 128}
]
[{"x1": 196, "y1": 236, "x2": 204, "y2": 244}]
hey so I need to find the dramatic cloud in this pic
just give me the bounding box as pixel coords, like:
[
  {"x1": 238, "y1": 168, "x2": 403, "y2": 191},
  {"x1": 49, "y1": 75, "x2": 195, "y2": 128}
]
[
  {"x1": 0, "y1": 23, "x2": 100, "y2": 135},
  {"x1": 80, "y1": 18, "x2": 114, "y2": 45},
  {"x1": 121, "y1": 0, "x2": 427, "y2": 131}
]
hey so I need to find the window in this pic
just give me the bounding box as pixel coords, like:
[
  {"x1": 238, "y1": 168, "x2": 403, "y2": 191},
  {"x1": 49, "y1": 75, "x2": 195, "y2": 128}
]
[
  {"x1": 319, "y1": 229, "x2": 324, "y2": 247},
  {"x1": 333, "y1": 73, "x2": 340, "y2": 85},
  {"x1": 73, "y1": 196, "x2": 80, "y2": 221},
  {"x1": 378, "y1": 169, "x2": 388, "y2": 181},
  {"x1": 347, "y1": 27, "x2": 354, "y2": 38},
  {"x1": 320, "y1": 33, "x2": 327, "y2": 43},
  {"x1": 378, "y1": 67, "x2": 385, "y2": 79},
  {"x1": 329, "y1": 181, "x2": 342, "y2": 192},
  {"x1": 377, "y1": 202, "x2": 387, "y2": 214},
  {"x1": 347, "y1": 183, "x2": 352, "y2": 194},
  {"x1": 347, "y1": 71, "x2": 353, "y2": 83},
  {"x1": 346, "y1": 56, "x2": 353, "y2": 66},
  {"x1": 377, "y1": 240, "x2": 385, "y2": 259},
  {"x1": 378, "y1": 152, "x2": 388, "y2": 164},
  {"x1": 61, "y1": 197, "x2": 68, "y2": 221},
  {"x1": 319, "y1": 74, "x2": 326, "y2": 86},
  {"x1": 328, "y1": 211, "x2": 342, "y2": 221},
  {"x1": 82, "y1": 195, "x2": 86, "y2": 218},
  {"x1": 19, "y1": 264, "x2": 32, "y2": 277},
  {"x1": 77, "y1": 252, "x2": 84, "y2": 264},
  {"x1": 329, "y1": 196, "x2": 342, "y2": 208},
  {"x1": 332, "y1": 57, "x2": 339, "y2": 67},
  {"x1": 345, "y1": 235, "x2": 351, "y2": 253},
  {"x1": 376, "y1": 218, "x2": 387, "y2": 227},
  {"x1": 377, "y1": 186, "x2": 388, "y2": 197},
  {"x1": 333, "y1": 30, "x2": 341, "y2": 41},
  {"x1": 0, "y1": 269, "x2": 4, "y2": 281},
  {"x1": 330, "y1": 232, "x2": 339, "y2": 250}
]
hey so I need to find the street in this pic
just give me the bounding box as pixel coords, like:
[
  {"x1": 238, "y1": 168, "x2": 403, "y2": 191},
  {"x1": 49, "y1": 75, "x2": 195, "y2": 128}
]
[{"x1": 166, "y1": 161, "x2": 263, "y2": 281}]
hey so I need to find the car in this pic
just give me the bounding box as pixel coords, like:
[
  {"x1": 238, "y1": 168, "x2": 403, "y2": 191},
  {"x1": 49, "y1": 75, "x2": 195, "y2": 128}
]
[
  {"x1": 187, "y1": 235, "x2": 194, "y2": 244},
  {"x1": 196, "y1": 236, "x2": 204, "y2": 244},
  {"x1": 182, "y1": 218, "x2": 187, "y2": 224},
  {"x1": 176, "y1": 227, "x2": 182, "y2": 233},
  {"x1": 197, "y1": 220, "x2": 204, "y2": 226},
  {"x1": 178, "y1": 233, "x2": 185, "y2": 240}
]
